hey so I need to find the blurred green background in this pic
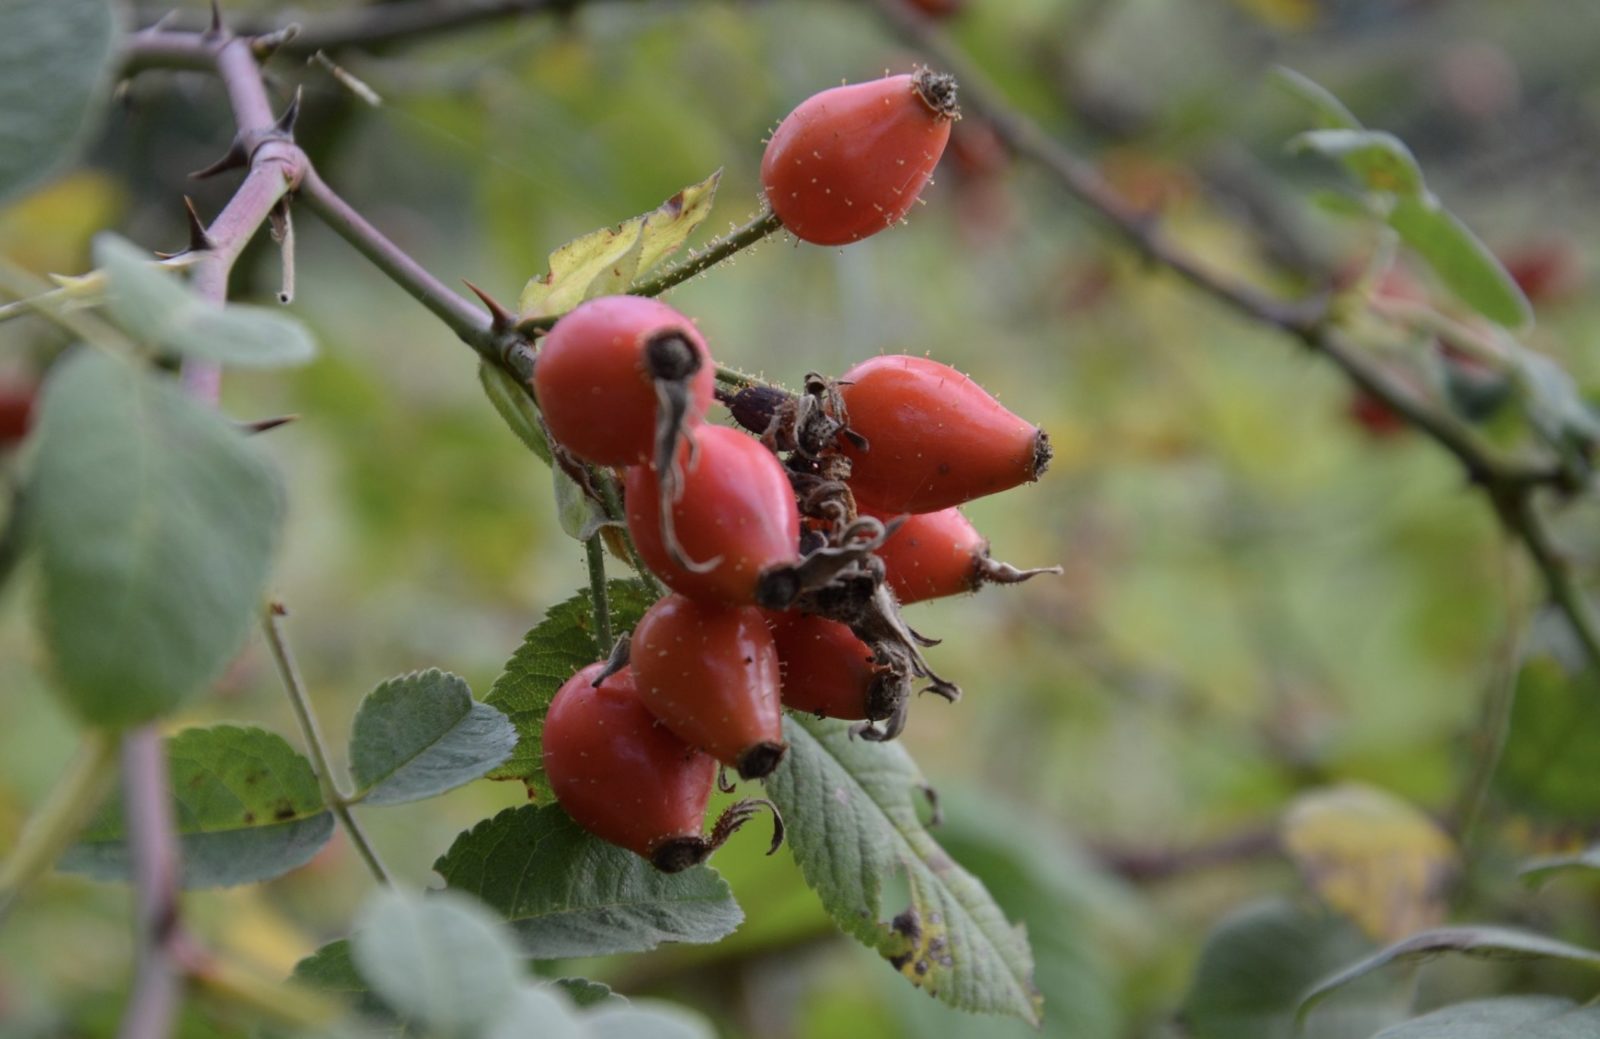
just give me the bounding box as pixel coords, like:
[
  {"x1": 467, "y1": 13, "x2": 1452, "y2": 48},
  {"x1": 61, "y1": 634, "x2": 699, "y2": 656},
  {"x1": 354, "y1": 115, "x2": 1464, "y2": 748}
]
[{"x1": 5, "y1": 0, "x2": 1600, "y2": 1035}]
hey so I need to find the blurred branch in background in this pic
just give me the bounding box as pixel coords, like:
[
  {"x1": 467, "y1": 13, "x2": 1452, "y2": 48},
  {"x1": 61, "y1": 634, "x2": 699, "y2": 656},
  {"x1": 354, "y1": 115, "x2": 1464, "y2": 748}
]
[{"x1": 866, "y1": 0, "x2": 1600, "y2": 691}]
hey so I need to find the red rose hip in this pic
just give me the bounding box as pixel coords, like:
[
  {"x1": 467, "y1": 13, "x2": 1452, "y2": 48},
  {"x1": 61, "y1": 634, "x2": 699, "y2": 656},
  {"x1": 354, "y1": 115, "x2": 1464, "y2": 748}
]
[
  {"x1": 868, "y1": 507, "x2": 1060, "y2": 603},
  {"x1": 761, "y1": 69, "x2": 959, "y2": 246},
  {"x1": 542, "y1": 662, "x2": 719, "y2": 871},
  {"x1": 765, "y1": 609, "x2": 884, "y2": 721},
  {"x1": 532, "y1": 295, "x2": 715, "y2": 466},
  {"x1": 626, "y1": 425, "x2": 803, "y2": 607},
  {"x1": 631, "y1": 594, "x2": 787, "y2": 779},
  {"x1": 839, "y1": 355, "x2": 1050, "y2": 513}
]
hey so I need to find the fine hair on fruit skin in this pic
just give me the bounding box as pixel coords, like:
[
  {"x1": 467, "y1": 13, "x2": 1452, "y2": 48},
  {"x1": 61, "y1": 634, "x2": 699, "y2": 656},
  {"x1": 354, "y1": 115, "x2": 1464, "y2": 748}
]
[
  {"x1": 837, "y1": 354, "x2": 1051, "y2": 514},
  {"x1": 761, "y1": 68, "x2": 960, "y2": 246}
]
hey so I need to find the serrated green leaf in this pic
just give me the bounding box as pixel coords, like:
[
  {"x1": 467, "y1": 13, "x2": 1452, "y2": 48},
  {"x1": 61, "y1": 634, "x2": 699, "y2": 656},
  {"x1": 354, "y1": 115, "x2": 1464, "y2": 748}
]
[
  {"x1": 764, "y1": 715, "x2": 1041, "y2": 1025},
  {"x1": 1373, "y1": 997, "x2": 1597, "y2": 1038},
  {"x1": 27, "y1": 350, "x2": 284, "y2": 726},
  {"x1": 1271, "y1": 67, "x2": 1362, "y2": 131},
  {"x1": 483, "y1": 580, "x2": 656, "y2": 791},
  {"x1": 1388, "y1": 195, "x2": 1532, "y2": 328},
  {"x1": 96, "y1": 235, "x2": 318, "y2": 367},
  {"x1": 348, "y1": 669, "x2": 516, "y2": 806},
  {"x1": 59, "y1": 725, "x2": 333, "y2": 888},
  {"x1": 478, "y1": 361, "x2": 550, "y2": 464},
  {"x1": 292, "y1": 940, "x2": 403, "y2": 1029},
  {"x1": 633, "y1": 169, "x2": 722, "y2": 276},
  {"x1": 1297, "y1": 926, "x2": 1600, "y2": 1024},
  {"x1": 553, "y1": 467, "x2": 610, "y2": 542},
  {"x1": 1182, "y1": 899, "x2": 1402, "y2": 1039},
  {"x1": 352, "y1": 890, "x2": 523, "y2": 1039},
  {"x1": 552, "y1": 978, "x2": 619, "y2": 1009},
  {"x1": 885, "y1": 789, "x2": 1140, "y2": 1039},
  {"x1": 0, "y1": 0, "x2": 118, "y2": 202},
  {"x1": 517, "y1": 224, "x2": 645, "y2": 320},
  {"x1": 434, "y1": 804, "x2": 743, "y2": 958},
  {"x1": 1290, "y1": 129, "x2": 1424, "y2": 197}
]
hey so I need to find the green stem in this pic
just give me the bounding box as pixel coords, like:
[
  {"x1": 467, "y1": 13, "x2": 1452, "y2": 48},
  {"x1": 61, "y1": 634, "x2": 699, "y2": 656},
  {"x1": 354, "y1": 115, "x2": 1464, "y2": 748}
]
[
  {"x1": 0, "y1": 730, "x2": 119, "y2": 922},
  {"x1": 630, "y1": 208, "x2": 785, "y2": 299},
  {"x1": 586, "y1": 535, "x2": 614, "y2": 655},
  {"x1": 599, "y1": 476, "x2": 663, "y2": 595},
  {"x1": 1509, "y1": 493, "x2": 1600, "y2": 671},
  {"x1": 261, "y1": 604, "x2": 392, "y2": 886},
  {"x1": 1453, "y1": 540, "x2": 1526, "y2": 854}
]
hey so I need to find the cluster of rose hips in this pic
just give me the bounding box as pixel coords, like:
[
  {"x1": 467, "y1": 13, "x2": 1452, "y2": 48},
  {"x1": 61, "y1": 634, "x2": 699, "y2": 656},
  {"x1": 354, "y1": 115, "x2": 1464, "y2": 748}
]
[{"x1": 533, "y1": 70, "x2": 1056, "y2": 872}]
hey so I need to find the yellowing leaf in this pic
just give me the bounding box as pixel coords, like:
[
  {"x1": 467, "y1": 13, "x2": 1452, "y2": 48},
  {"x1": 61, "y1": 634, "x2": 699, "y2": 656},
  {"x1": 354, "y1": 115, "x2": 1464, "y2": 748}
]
[
  {"x1": 516, "y1": 171, "x2": 722, "y2": 321},
  {"x1": 0, "y1": 170, "x2": 122, "y2": 272},
  {"x1": 634, "y1": 169, "x2": 721, "y2": 276},
  {"x1": 1282, "y1": 783, "x2": 1457, "y2": 943}
]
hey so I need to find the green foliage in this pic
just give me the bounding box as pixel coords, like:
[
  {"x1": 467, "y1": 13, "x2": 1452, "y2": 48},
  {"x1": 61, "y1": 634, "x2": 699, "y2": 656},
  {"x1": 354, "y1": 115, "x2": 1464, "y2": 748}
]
[
  {"x1": 26, "y1": 350, "x2": 284, "y2": 726},
  {"x1": 334, "y1": 889, "x2": 716, "y2": 1038},
  {"x1": 1180, "y1": 899, "x2": 1400, "y2": 1039},
  {"x1": 434, "y1": 804, "x2": 744, "y2": 958},
  {"x1": 0, "y1": 0, "x2": 117, "y2": 202},
  {"x1": 1281, "y1": 70, "x2": 1531, "y2": 328},
  {"x1": 477, "y1": 361, "x2": 552, "y2": 463},
  {"x1": 58, "y1": 725, "x2": 333, "y2": 888},
  {"x1": 1297, "y1": 926, "x2": 1600, "y2": 1023},
  {"x1": 1494, "y1": 658, "x2": 1600, "y2": 819},
  {"x1": 883, "y1": 790, "x2": 1137, "y2": 1039},
  {"x1": 1387, "y1": 197, "x2": 1532, "y2": 329},
  {"x1": 351, "y1": 889, "x2": 524, "y2": 1037},
  {"x1": 764, "y1": 716, "x2": 1042, "y2": 1026},
  {"x1": 1290, "y1": 130, "x2": 1424, "y2": 197},
  {"x1": 482, "y1": 580, "x2": 656, "y2": 791},
  {"x1": 552, "y1": 467, "x2": 610, "y2": 543},
  {"x1": 518, "y1": 170, "x2": 722, "y2": 319},
  {"x1": 1372, "y1": 997, "x2": 1600, "y2": 1038},
  {"x1": 348, "y1": 669, "x2": 516, "y2": 806},
  {"x1": 94, "y1": 235, "x2": 319, "y2": 368}
]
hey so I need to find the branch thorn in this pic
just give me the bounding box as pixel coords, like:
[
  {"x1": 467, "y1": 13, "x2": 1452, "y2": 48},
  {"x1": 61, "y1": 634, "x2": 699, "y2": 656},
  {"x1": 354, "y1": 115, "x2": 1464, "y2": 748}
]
[
  {"x1": 239, "y1": 414, "x2": 299, "y2": 435},
  {"x1": 463, "y1": 280, "x2": 516, "y2": 332},
  {"x1": 251, "y1": 24, "x2": 301, "y2": 62},
  {"x1": 272, "y1": 86, "x2": 303, "y2": 139},
  {"x1": 188, "y1": 136, "x2": 249, "y2": 180},
  {"x1": 205, "y1": 0, "x2": 225, "y2": 39}
]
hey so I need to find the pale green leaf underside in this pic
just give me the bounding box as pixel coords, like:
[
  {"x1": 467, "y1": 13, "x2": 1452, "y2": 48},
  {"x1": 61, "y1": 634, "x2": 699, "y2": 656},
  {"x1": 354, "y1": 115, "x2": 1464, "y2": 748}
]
[
  {"x1": 434, "y1": 804, "x2": 743, "y2": 959},
  {"x1": 352, "y1": 890, "x2": 523, "y2": 1038},
  {"x1": 60, "y1": 725, "x2": 332, "y2": 888},
  {"x1": 1298, "y1": 925, "x2": 1600, "y2": 1023},
  {"x1": 348, "y1": 669, "x2": 517, "y2": 806},
  {"x1": 96, "y1": 234, "x2": 318, "y2": 367},
  {"x1": 0, "y1": 0, "x2": 117, "y2": 202},
  {"x1": 1375, "y1": 997, "x2": 1600, "y2": 1038},
  {"x1": 28, "y1": 351, "x2": 284, "y2": 726},
  {"x1": 765, "y1": 716, "x2": 1041, "y2": 1025}
]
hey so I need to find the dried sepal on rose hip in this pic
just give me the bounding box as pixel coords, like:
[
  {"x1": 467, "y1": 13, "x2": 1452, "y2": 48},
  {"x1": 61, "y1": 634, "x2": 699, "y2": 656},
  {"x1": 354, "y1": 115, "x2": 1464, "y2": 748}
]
[
  {"x1": 532, "y1": 295, "x2": 715, "y2": 467},
  {"x1": 542, "y1": 662, "x2": 781, "y2": 872},
  {"x1": 837, "y1": 354, "x2": 1051, "y2": 514},
  {"x1": 866, "y1": 506, "x2": 1061, "y2": 604},
  {"x1": 761, "y1": 68, "x2": 960, "y2": 246},
  {"x1": 630, "y1": 594, "x2": 789, "y2": 780},
  {"x1": 625, "y1": 424, "x2": 804, "y2": 607}
]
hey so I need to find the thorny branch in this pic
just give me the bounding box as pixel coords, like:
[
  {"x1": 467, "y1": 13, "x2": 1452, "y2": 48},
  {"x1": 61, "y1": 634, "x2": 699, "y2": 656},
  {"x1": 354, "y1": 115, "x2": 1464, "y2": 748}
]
[{"x1": 110, "y1": 0, "x2": 1600, "y2": 900}]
